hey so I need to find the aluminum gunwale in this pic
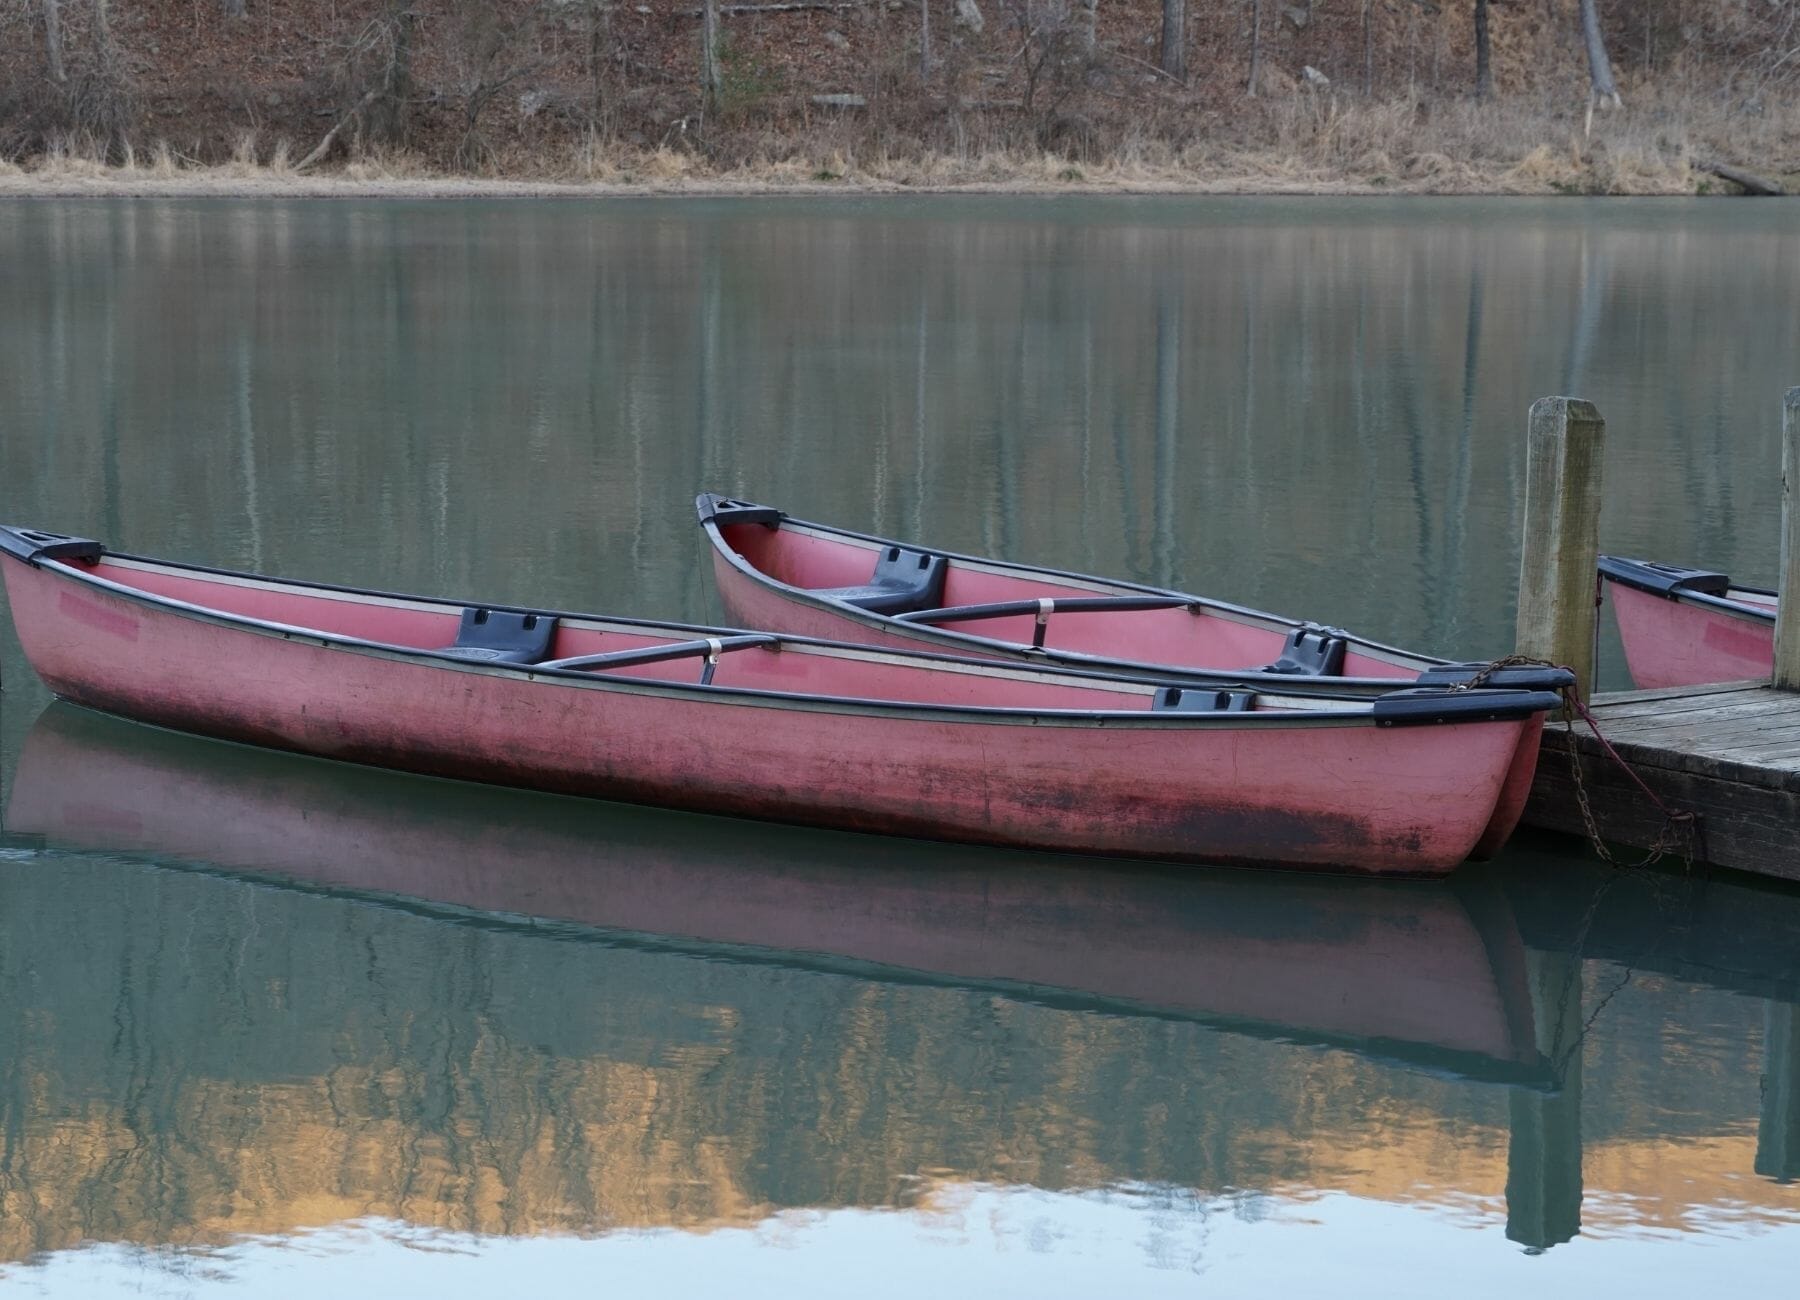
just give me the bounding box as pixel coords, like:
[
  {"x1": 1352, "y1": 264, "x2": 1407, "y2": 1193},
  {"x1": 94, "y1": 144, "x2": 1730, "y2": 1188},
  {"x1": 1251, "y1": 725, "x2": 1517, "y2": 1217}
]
[
  {"x1": 0, "y1": 543, "x2": 1467, "y2": 732},
  {"x1": 1597, "y1": 570, "x2": 1778, "y2": 627},
  {"x1": 697, "y1": 497, "x2": 1439, "y2": 678},
  {"x1": 1661, "y1": 589, "x2": 1776, "y2": 626}
]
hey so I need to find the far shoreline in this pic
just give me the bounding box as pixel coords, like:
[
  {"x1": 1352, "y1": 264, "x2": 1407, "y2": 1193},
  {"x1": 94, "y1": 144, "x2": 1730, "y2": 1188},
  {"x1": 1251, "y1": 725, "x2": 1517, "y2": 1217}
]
[
  {"x1": 2, "y1": 155, "x2": 1787, "y2": 202},
  {"x1": 0, "y1": 174, "x2": 1773, "y2": 201}
]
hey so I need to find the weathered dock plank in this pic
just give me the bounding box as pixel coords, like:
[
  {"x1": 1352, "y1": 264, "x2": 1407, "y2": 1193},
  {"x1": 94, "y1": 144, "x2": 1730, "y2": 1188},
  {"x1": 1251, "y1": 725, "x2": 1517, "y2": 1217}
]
[
  {"x1": 1586, "y1": 680, "x2": 1767, "y2": 705},
  {"x1": 1585, "y1": 690, "x2": 1775, "y2": 722},
  {"x1": 1605, "y1": 712, "x2": 1800, "y2": 749},
  {"x1": 1522, "y1": 685, "x2": 1800, "y2": 883}
]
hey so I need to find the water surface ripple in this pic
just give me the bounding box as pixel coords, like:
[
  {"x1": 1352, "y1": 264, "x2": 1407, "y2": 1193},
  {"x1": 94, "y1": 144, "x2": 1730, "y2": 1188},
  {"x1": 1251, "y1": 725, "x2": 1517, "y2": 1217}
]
[{"x1": 1, "y1": 196, "x2": 1798, "y2": 1296}]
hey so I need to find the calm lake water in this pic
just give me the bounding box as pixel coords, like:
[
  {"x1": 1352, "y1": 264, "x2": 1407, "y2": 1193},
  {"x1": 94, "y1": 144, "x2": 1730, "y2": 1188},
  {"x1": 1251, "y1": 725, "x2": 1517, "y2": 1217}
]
[{"x1": 1, "y1": 196, "x2": 1799, "y2": 1296}]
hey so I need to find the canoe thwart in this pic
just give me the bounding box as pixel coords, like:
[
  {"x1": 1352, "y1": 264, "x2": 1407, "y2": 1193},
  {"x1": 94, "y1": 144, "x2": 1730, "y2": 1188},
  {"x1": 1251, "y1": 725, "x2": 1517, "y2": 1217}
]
[
  {"x1": 0, "y1": 526, "x2": 104, "y2": 566},
  {"x1": 540, "y1": 634, "x2": 779, "y2": 680},
  {"x1": 894, "y1": 594, "x2": 1203, "y2": 651},
  {"x1": 433, "y1": 607, "x2": 560, "y2": 666},
  {"x1": 894, "y1": 594, "x2": 1201, "y2": 624},
  {"x1": 814, "y1": 544, "x2": 949, "y2": 616},
  {"x1": 1599, "y1": 555, "x2": 1733, "y2": 599}
]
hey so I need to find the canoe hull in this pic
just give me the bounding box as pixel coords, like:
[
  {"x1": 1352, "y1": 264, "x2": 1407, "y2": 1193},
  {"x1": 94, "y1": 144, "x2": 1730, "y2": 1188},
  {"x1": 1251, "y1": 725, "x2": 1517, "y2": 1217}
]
[
  {"x1": 2, "y1": 555, "x2": 1534, "y2": 876},
  {"x1": 713, "y1": 544, "x2": 1547, "y2": 859},
  {"x1": 1607, "y1": 580, "x2": 1775, "y2": 690},
  {"x1": 705, "y1": 518, "x2": 1425, "y2": 681}
]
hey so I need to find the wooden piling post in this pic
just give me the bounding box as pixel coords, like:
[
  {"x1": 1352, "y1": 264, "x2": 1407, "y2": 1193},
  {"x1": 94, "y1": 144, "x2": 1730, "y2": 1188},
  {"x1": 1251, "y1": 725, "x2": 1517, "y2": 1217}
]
[
  {"x1": 1516, "y1": 398, "x2": 1607, "y2": 701},
  {"x1": 1757, "y1": 999, "x2": 1800, "y2": 1182},
  {"x1": 1773, "y1": 388, "x2": 1800, "y2": 691},
  {"x1": 1505, "y1": 949, "x2": 1585, "y2": 1249}
]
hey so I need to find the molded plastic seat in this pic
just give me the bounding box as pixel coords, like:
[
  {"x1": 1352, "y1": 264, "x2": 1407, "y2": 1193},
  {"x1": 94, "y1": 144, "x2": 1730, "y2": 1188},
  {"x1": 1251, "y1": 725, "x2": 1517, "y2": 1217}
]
[
  {"x1": 817, "y1": 545, "x2": 948, "y2": 615},
  {"x1": 1258, "y1": 626, "x2": 1348, "y2": 676},
  {"x1": 1153, "y1": 686, "x2": 1255, "y2": 713},
  {"x1": 436, "y1": 607, "x2": 558, "y2": 665}
]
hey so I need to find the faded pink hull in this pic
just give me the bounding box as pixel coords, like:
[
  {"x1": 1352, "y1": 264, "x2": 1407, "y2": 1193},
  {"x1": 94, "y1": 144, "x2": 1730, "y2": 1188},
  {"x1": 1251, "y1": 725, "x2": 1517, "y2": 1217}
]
[
  {"x1": 713, "y1": 548, "x2": 986, "y2": 656},
  {"x1": 3, "y1": 559, "x2": 1528, "y2": 875},
  {"x1": 8, "y1": 705, "x2": 1544, "y2": 1069},
  {"x1": 715, "y1": 548, "x2": 1547, "y2": 859},
  {"x1": 1608, "y1": 581, "x2": 1775, "y2": 689},
  {"x1": 1469, "y1": 713, "x2": 1547, "y2": 861}
]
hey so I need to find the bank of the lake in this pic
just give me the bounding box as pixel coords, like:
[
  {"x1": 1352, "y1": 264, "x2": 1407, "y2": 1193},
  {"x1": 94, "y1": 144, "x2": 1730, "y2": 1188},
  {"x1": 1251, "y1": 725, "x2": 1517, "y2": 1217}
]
[
  {"x1": 7, "y1": 3, "x2": 1800, "y2": 199},
  {"x1": 1, "y1": 127, "x2": 1795, "y2": 200}
]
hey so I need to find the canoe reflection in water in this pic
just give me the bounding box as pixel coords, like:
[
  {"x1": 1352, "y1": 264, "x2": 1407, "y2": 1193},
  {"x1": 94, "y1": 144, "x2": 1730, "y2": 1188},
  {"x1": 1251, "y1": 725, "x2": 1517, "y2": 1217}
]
[
  {"x1": 9, "y1": 704, "x2": 1549, "y2": 1084},
  {"x1": 12, "y1": 702, "x2": 1800, "y2": 1264}
]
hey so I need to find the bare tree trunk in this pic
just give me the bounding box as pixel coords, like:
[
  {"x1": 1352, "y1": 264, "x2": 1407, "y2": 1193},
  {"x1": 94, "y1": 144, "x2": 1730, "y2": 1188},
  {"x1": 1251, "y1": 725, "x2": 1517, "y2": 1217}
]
[
  {"x1": 1475, "y1": 0, "x2": 1491, "y2": 99},
  {"x1": 370, "y1": 2, "x2": 417, "y2": 145},
  {"x1": 296, "y1": 87, "x2": 381, "y2": 170},
  {"x1": 1407, "y1": 3, "x2": 1417, "y2": 94},
  {"x1": 1362, "y1": 0, "x2": 1374, "y2": 95},
  {"x1": 1247, "y1": 0, "x2": 1261, "y2": 95},
  {"x1": 702, "y1": 0, "x2": 721, "y2": 112},
  {"x1": 1578, "y1": 0, "x2": 1621, "y2": 107},
  {"x1": 591, "y1": 0, "x2": 614, "y2": 122},
  {"x1": 1159, "y1": 0, "x2": 1184, "y2": 81},
  {"x1": 43, "y1": 0, "x2": 67, "y2": 83},
  {"x1": 1079, "y1": 0, "x2": 1096, "y2": 54},
  {"x1": 920, "y1": 0, "x2": 930, "y2": 80}
]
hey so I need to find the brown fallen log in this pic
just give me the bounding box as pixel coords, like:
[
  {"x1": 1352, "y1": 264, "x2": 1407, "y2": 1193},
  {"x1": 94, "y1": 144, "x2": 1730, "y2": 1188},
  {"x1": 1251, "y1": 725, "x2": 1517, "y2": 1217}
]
[
  {"x1": 1698, "y1": 159, "x2": 1787, "y2": 197},
  {"x1": 672, "y1": 3, "x2": 861, "y2": 14},
  {"x1": 295, "y1": 88, "x2": 381, "y2": 173}
]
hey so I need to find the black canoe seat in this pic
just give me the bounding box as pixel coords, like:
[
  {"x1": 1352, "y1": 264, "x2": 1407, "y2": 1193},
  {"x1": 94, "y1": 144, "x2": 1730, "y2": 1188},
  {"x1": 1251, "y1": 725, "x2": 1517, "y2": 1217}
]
[
  {"x1": 815, "y1": 545, "x2": 948, "y2": 616},
  {"x1": 1257, "y1": 625, "x2": 1348, "y2": 677},
  {"x1": 1153, "y1": 686, "x2": 1255, "y2": 713},
  {"x1": 435, "y1": 607, "x2": 559, "y2": 665}
]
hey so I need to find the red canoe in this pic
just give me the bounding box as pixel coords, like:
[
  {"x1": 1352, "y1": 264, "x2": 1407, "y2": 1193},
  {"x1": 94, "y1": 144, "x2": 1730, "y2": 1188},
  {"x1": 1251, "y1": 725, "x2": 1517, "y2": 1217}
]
[
  {"x1": 7, "y1": 703, "x2": 1549, "y2": 1083},
  {"x1": 1599, "y1": 555, "x2": 1777, "y2": 689},
  {"x1": 697, "y1": 493, "x2": 1572, "y2": 697},
  {"x1": 0, "y1": 526, "x2": 1559, "y2": 875}
]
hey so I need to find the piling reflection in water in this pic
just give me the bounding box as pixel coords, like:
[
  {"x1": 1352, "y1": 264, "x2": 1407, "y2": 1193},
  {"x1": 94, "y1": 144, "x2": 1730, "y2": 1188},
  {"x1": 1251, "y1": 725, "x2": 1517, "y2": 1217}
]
[{"x1": 2, "y1": 704, "x2": 1798, "y2": 1268}]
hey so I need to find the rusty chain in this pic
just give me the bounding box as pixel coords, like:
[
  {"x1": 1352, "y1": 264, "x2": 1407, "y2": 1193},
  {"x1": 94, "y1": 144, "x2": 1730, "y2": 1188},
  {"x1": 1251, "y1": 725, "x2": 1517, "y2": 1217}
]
[{"x1": 1454, "y1": 654, "x2": 1698, "y2": 871}]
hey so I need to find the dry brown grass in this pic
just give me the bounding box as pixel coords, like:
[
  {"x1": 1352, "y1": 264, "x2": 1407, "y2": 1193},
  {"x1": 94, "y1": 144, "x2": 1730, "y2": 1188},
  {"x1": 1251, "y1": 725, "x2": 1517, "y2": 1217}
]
[
  {"x1": 6, "y1": 0, "x2": 1797, "y2": 200},
  {"x1": 341, "y1": 147, "x2": 436, "y2": 181}
]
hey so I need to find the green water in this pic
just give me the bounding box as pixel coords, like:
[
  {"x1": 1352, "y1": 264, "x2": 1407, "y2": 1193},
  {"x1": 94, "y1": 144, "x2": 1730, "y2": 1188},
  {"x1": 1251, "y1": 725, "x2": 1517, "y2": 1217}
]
[{"x1": 1, "y1": 196, "x2": 1798, "y2": 1296}]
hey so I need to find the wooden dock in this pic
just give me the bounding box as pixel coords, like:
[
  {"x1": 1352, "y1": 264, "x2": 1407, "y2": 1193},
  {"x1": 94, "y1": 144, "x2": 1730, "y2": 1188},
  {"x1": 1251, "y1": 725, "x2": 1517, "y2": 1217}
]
[
  {"x1": 1511, "y1": 390, "x2": 1800, "y2": 887},
  {"x1": 1522, "y1": 682, "x2": 1800, "y2": 885}
]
